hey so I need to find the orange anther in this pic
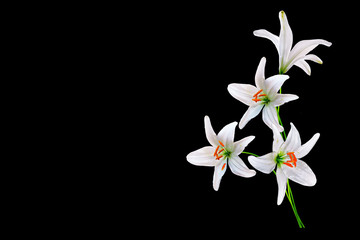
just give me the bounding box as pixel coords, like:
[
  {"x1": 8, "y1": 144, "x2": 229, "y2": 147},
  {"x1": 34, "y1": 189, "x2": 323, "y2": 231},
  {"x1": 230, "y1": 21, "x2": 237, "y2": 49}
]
[
  {"x1": 214, "y1": 146, "x2": 219, "y2": 157},
  {"x1": 218, "y1": 149, "x2": 224, "y2": 154},
  {"x1": 253, "y1": 89, "x2": 263, "y2": 97},
  {"x1": 286, "y1": 152, "x2": 297, "y2": 167},
  {"x1": 283, "y1": 162, "x2": 293, "y2": 168},
  {"x1": 252, "y1": 97, "x2": 262, "y2": 103},
  {"x1": 216, "y1": 155, "x2": 223, "y2": 160},
  {"x1": 221, "y1": 163, "x2": 226, "y2": 170},
  {"x1": 252, "y1": 89, "x2": 266, "y2": 103},
  {"x1": 219, "y1": 141, "x2": 224, "y2": 147}
]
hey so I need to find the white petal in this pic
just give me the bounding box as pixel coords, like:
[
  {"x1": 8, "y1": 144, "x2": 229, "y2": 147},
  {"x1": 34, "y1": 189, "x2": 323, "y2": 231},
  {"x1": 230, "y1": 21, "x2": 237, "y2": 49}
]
[
  {"x1": 282, "y1": 160, "x2": 317, "y2": 186},
  {"x1": 276, "y1": 167, "x2": 287, "y2": 205},
  {"x1": 271, "y1": 94, "x2": 299, "y2": 107},
  {"x1": 228, "y1": 84, "x2": 259, "y2": 106},
  {"x1": 204, "y1": 116, "x2": 218, "y2": 147},
  {"x1": 253, "y1": 30, "x2": 279, "y2": 54},
  {"x1": 278, "y1": 11, "x2": 293, "y2": 72},
  {"x1": 295, "y1": 133, "x2": 320, "y2": 158},
  {"x1": 228, "y1": 155, "x2": 256, "y2": 178},
  {"x1": 262, "y1": 105, "x2": 283, "y2": 132},
  {"x1": 213, "y1": 159, "x2": 227, "y2": 191},
  {"x1": 239, "y1": 104, "x2": 263, "y2": 129},
  {"x1": 294, "y1": 59, "x2": 311, "y2": 76},
  {"x1": 248, "y1": 153, "x2": 276, "y2": 174},
  {"x1": 287, "y1": 39, "x2": 332, "y2": 71},
  {"x1": 255, "y1": 57, "x2": 266, "y2": 90},
  {"x1": 218, "y1": 121, "x2": 237, "y2": 148},
  {"x1": 304, "y1": 54, "x2": 323, "y2": 64},
  {"x1": 280, "y1": 122, "x2": 301, "y2": 153},
  {"x1": 271, "y1": 123, "x2": 284, "y2": 153},
  {"x1": 264, "y1": 74, "x2": 289, "y2": 99},
  {"x1": 233, "y1": 136, "x2": 255, "y2": 155},
  {"x1": 187, "y1": 146, "x2": 216, "y2": 167}
]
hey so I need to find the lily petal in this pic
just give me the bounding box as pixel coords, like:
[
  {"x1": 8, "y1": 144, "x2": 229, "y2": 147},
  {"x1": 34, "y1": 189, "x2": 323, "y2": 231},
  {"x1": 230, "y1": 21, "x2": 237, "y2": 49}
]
[
  {"x1": 239, "y1": 104, "x2": 263, "y2": 129},
  {"x1": 264, "y1": 74, "x2": 289, "y2": 99},
  {"x1": 255, "y1": 57, "x2": 267, "y2": 90},
  {"x1": 287, "y1": 39, "x2": 332, "y2": 72},
  {"x1": 276, "y1": 166, "x2": 287, "y2": 205},
  {"x1": 213, "y1": 160, "x2": 227, "y2": 191},
  {"x1": 304, "y1": 54, "x2": 323, "y2": 64},
  {"x1": 294, "y1": 59, "x2": 311, "y2": 76},
  {"x1": 233, "y1": 136, "x2": 255, "y2": 156},
  {"x1": 228, "y1": 84, "x2": 259, "y2": 106},
  {"x1": 282, "y1": 160, "x2": 317, "y2": 186},
  {"x1": 248, "y1": 152, "x2": 276, "y2": 174},
  {"x1": 204, "y1": 116, "x2": 218, "y2": 147},
  {"x1": 228, "y1": 155, "x2": 256, "y2": 178},
  {"x1": 295, "y1": 54, "x2": 323, "y2": 75},
  {"x1": 262, "y1": 105, "x2": 283, "y2": 132},
  {"x1": 271, "y1": 123, "x2": 284, "y2": 153},
  {"x1": 218, "y1": 121, "x2": 238, "y2": 148},
  {"x1": 281, "y1": 122, "x2": 301, "y2": 153},
  {"x1": 271, "y1": 94, "x2": 299, "y2": 107},
  {"x1": 186, "y1": 146, "x2": 217, "y2": 167},
  {"x1": 295, "y1": 133, "x2": 320, "y2": 158},
  {"x1": 278, "y1": 10, "x2": 293, "y2": 73},
  {"x1": 253, "y1": 30, "x2": 279, "y2": 54}
]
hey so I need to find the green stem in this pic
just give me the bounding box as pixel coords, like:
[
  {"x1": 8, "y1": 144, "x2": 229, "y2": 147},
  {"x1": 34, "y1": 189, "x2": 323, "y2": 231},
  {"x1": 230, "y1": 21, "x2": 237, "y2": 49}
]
[
  {"x1": 277, "y1": 88, "x2": 304, "y2": 228},
  {"x1": 277, "y1": 88, "x2": 287, "y2": 140},
  {"x1": 242, "y1": 152, "x2": 259, "y2": 157},
  {"x1": 286, "y1": 180, "x2": 305, "y2": 228}
]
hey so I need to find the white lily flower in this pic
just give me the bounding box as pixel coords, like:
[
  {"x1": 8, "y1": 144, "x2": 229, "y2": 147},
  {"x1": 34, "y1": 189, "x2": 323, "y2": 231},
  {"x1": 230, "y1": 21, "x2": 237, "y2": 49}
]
[
  {"x1": 228, "y1": 57, "x2": 298, "y2": 132},
  {"x1": 253, "y1": 10, "x2": 332, "y2": 75},
  {"x1": 186, "y1": 116, "x2": 256, "y2": 191},
  {"x1": 248, "y1": 123, "x2": 319, "y2": 205}
]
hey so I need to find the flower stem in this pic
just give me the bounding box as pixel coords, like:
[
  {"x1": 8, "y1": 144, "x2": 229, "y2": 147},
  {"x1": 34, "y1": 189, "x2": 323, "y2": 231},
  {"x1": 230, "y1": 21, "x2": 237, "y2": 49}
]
[
  {"x1": 277, "y1": 88, "x2": 287, "y2": 140},
  {"x1": 242, "y1": 152, "x2": 259, "y2": 157},
  {"x1": 276, "y1": 90, "x2": 304, "y2": 228},
  {"x1": 286, "y1": 180, "x2": 305, "y2": 228}
]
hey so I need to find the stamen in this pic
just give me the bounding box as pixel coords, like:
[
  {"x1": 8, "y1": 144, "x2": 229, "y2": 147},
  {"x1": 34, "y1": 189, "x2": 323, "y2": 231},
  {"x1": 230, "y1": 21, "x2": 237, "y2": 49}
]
[
  {"x1": 221, "y1": 163, "x2": 226, "y2": 170},
  {"x1": 214, "y1": 146, "x2": 219, "y2": 157},
  {"x1": 283, "y1": 162, "x2": 293, "y2": 168},
  {"x1": 252, "y1": 89, "x2": 267, "y2": 103},
  {"x1": 286, "y1": 152, "x2": 297, "y2": 167},
  {"x1": 252, "y1": 97, "x2": 262, "y2": 103},
  {"x1": 219, "y1": 141, "x2": 224, "y2": 147},
  {"x1": 216, "y1": 155, "x2": 223, "y2": 160},
  {"x1": 218, "y1": 149, "x2": 224, "y2": 154},
  {"x1": 253, "y1": 89, "x2": 263, "y2": 97}
]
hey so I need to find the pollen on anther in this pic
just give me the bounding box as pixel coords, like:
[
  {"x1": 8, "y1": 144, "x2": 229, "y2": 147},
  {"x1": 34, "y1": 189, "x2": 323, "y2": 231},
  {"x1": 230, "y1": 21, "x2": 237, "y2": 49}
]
[
  {"x1": 221, "y1": 163, "x2": 226, "y2": 170},
  {"x1": 253, "y1": 89, "x2": 263, "y2": 97},
  {"x1": 214, "y1": 146, "x2": 219, "y2": 156},
  {"x1": 283, "y1": 162, "x2": 293, "y2": 168},
  {"x1": 219, "y1": 141, "x2": 224, "y2": 147}
]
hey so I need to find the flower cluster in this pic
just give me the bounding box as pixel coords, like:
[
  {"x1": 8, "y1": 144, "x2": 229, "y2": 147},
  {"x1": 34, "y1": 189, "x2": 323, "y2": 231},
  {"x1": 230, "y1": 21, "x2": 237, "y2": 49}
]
[{"x1": 186, "y1": 10, "x2": 331, "y2": 228}]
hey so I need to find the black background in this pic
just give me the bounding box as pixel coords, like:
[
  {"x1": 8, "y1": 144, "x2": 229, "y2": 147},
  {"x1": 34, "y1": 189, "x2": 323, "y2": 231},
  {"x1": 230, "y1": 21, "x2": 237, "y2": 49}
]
[
  {"x1": 138, "y1": 1, "x2": 359, "y2": 235},
  {"x1": 6, "y1": 1, "x2": 359, "y2": 237}
]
